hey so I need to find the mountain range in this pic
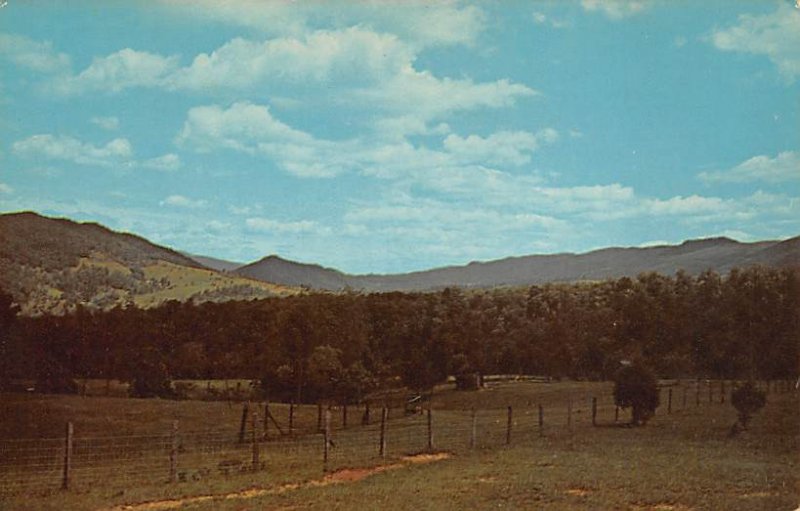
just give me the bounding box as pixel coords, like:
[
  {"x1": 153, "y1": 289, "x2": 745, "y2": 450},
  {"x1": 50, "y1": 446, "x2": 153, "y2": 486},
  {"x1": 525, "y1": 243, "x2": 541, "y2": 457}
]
[
  {"x1": 1, "y1": 211, "x2": 798, "y2": 314},
  {"x1": 235, "y1": 236, "x2": 799, "y2": 292}
]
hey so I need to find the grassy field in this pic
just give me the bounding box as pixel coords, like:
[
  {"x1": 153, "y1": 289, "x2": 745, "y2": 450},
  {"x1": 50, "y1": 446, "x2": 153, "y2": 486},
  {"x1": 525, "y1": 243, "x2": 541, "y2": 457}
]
[{"x1": 1, "y1": 381, "x2": 796, "y2": 511}]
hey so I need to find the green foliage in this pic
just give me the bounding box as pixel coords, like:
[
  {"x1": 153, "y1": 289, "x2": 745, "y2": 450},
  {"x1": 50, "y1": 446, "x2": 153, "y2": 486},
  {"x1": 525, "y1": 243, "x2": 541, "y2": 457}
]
[
  {"x1": 731, "y1": 381, "x2": 767, "y2": 429},
  {"x1": 129, "y1": 350, "x2": 175, "y2": 399},
  {"x1": 613, "y1": 364, "x2": 660, "y2": 426}
]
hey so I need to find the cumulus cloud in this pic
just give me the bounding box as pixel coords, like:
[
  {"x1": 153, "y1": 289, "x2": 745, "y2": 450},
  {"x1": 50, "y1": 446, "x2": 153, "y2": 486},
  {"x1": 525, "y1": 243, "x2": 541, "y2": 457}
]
[
  {"x1": 160, "y1": 195, "x2": 207, "y2": 208},
  {"x1": 52, "y1": 48, "x2": 179, "y2": 94},
  {"x1": 161, "y1": 0, "x2": 486, "y2": 49},
  {"x1": 709, "y1": 3, "x2": 800, "y2": 81},
  {"x1": 12, "y1": 134, "x2": 133, "y2": 167},
  {"x1": 0, "y1": 33, "x2": 71, "y2": 73},
  {"x1": 141, "y1": 153, "x2": 182, "y2": 172},
  {"x1": 0, "y1": 183, "x2": 13, "y2": 194},
  {"x1": 90, "y1": 116, "x2": 120, "y2": 131},
  {"x1": 443, "y1": 129, "x2": 558, "y2": 166},
  {"x1": 581, "y1": 0, "x2": 650, "y2": 20},
  {"x1": 532, "y1": 12, "x2": 570, "y2": 29},
  {"x1": 699, "y1": 151, "x2": 799, "y2": 184}
]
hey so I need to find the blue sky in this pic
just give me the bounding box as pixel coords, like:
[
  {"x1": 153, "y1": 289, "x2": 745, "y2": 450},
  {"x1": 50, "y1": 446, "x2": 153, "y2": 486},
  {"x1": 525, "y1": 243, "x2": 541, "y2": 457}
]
[{"x1": 1, "y1": 0, "x2": 798, "y2": 273}]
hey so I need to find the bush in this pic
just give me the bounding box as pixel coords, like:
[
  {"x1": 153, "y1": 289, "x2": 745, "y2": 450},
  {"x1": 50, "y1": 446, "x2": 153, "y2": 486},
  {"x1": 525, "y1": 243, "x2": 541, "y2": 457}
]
[
  {"x1": 613, "y1": 364, "x2": 660, "y2": 426},
  {"x1": 128, "y1": 356, "x2": 175, "y2": 399},
  {"x1": 731, "y1": 381, "x2": 766, "y2": 429}
]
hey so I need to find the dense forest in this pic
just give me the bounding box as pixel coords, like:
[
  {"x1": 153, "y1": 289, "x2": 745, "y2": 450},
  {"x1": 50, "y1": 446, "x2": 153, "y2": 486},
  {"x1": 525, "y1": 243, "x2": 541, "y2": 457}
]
[{"x1": 1, "y1": 266, "x2": 797, "y2": 403}]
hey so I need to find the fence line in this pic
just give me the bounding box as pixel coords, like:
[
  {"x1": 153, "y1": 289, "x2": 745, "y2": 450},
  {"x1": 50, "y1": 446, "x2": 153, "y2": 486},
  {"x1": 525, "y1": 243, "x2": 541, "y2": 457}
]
[{"x1": 0, "y1": 379, "x2": 789, "y2": 496}]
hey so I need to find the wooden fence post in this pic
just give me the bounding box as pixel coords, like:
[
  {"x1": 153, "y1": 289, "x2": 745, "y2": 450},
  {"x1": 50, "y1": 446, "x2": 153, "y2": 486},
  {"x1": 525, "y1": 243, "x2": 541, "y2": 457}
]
[
  {"x1": 289, "y1": 401, "x2": 294, "y2": 436},
  {"x1": 667, "y1": 388, "x2": 672, "y2": 414},
  {"x1": 379, "y1": 407, "x2": 387, "y2": 458},
  {"x1": 317, "y1": 403, "x2": 323, "y2": 432},
  {"x1": 362, "y1": 403, "x2": 370, "y2": 425},
  {"x1": 251, "y1": 410, "x2": 260, "y2": 471},
  {"x1": 682, "y1": 385, "x2": 687, "y2": 409},
  {"x1": 169, "y1": 420, "x2": 179, "y2": 483},
  {"x1": 61, "y1": 421, "x2": 73, "y2": 490},
  {"x1": 470, "y1": 408, "x2": 477, "y2": 449},
  {"x1": 695, "y1": 381, "x2": 700, "y2": 406},
  {"x1": 238, "y1": 403, "x2": 249, "y2": 444},
  {"x1": 427, "y1": 408, "x2": 434, "y2": 452},
  {"x1": 538, "y1": 404, "x2": 544, "y2": 436},
  {"x1": 614, "y1": 405, "x2": 619, "y2": 423},
  {"x1": 342, "y1": 404, "x2": 348, "y2": 429},
  {"x1": 720, "y1": 381, "x2": 726, "y2": 404},
  {"x1": 591, "y1": 397, "x2": 597, "y2": 426},
  {"x1": 323, "y1": 408, "x2": 331, "y2": 472},
  {"x1": 567, "y1": 399, "x2": 572, "y2": 431},
  {"x1": 506, "y1": 406, "x2": 513, "y2": 445},
  {"x1": 264, "y1": 401, "x2": 269, "y2": 440},
  {"x1": 708, "y1": 381, "x2": 713, "y2": 404}
]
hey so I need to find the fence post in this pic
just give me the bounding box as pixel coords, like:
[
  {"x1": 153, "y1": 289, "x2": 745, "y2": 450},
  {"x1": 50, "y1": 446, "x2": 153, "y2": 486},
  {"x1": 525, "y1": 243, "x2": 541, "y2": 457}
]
[
  {"x1": 591, "y1": 397, "x2": 597, "y2": 426},
  {"x1": 238, "y1": 403, "x2": 249, "y2": 443},
  {"x1": 667, "y1": 389, "x2": 672, "y2": 414},
  {"x1": 567, "y1": 399, "x2": 572, "y2": 431},
  {"x1": 614, "y1": 405, "x2": 619, "y2": 423},
  {"x1": 720, "y1": 381, "x2": 726, "y2": 404},
  {"x1": 61, "y1": 421, "x2": 73, "y2": 490},
  {"x1": 323, "y1": 408, "x2": 331, "y2": 472},
  {"x1": 708, "y1": 381, "x2": 713, "y2": 404},
  {"x1": 251, "y1": 410, "x2": 260, "y2": 471},
  {"x1": 695, "y1": 381, "x2": 700, "y2": 406},
  {"x1": 427, "y1": 408, "x2": 434, "y2": 452},
  {"x1": 682, "y1": 385, "x2": 687, "y2": 409},
  {"x1": 317, "y1": 403, "x2": 323, "y2": 432},
  {"x1": 264, "y1": 401, "x2": 269, "y2": 440},
  {"x1": 363, "y1": 403, "x2": 370, "y2": 425},
  {"x1": 379, "y1": 407, "x2": 387, "y2": 459},
  {"x1": 506, "y1": 406, "x2": 513, "y2": 445},
  {"x1": 169, "y1": 420, "x2": 179, "y2": 483},
  {"x1": 470, "y1": 408, "x2": 477, "y2": 449},
  {"x1": 343, "y1": 404, "x2": 348, "y2": 429},
  {"x1": 538, "y1": 404, "x2": 544, "y2": 436},
  {"x1": 289, "y1": 401, "x2": 295, "y2": 436}
]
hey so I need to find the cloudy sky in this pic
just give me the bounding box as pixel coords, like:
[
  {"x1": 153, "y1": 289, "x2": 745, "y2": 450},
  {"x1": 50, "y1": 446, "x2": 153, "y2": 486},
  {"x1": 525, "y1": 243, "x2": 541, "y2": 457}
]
[{"x1": 1, "y1": 1, "x2": 798, "y2": 273}]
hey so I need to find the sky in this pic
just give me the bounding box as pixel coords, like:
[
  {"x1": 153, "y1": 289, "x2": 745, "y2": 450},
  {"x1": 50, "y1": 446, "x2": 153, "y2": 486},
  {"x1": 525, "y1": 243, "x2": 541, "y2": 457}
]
[{"x1": 1, "y1": 0, "x2": 798, "y2": 274}]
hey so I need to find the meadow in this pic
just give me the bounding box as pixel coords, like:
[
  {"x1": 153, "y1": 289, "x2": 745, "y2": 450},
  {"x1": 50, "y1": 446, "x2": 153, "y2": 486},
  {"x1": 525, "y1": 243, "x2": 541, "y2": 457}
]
[{"x1": 0, "y1": 380, "x2": 796, "y2": 511}]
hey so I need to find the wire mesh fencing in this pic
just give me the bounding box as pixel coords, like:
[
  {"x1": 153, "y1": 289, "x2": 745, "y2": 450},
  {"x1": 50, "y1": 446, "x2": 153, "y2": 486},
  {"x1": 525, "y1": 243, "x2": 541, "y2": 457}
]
[{"x1": 1, "y1": 379, "x2": 785, "y2": 497}]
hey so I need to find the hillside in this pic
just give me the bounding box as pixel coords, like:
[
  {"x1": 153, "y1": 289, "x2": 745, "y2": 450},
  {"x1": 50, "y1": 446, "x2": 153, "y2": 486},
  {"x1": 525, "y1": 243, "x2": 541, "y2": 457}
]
[
  {"x1": 0, "y1": 212, "x2": 296, "y2": 315},
  {"x1": 236, "y1": 236, "x2": 800, "y2": 292}
]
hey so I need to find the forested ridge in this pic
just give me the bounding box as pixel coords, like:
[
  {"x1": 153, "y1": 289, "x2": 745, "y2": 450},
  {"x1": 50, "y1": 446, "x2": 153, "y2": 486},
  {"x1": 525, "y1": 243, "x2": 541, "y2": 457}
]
[{"x1": 1, "y1": 266, "x2": 797, "y2": 403}]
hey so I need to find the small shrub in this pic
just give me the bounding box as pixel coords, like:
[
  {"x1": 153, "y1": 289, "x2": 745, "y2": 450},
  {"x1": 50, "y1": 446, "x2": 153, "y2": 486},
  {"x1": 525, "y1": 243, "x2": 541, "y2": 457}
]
[
  {"x1": 731, "y1": 381, "x2": 766, "y2": 429},
  {"x1": 613, "y1": 363, "x2": 660, "y2": 426}
]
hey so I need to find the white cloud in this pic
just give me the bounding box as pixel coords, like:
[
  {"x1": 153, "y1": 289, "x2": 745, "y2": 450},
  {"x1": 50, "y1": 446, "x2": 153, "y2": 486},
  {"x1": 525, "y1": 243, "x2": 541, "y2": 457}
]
[
  {"x1": 52, "y1": 48, "x2": 179, "y2": 94},
  {"x1": 699, "y1": 151, "x2": 799, "y2": 183},
  {"x1": 0, "y1": 33, "x2": 70, "y2": 73},
  {"x1": 532, "y1": 11, "x2": 570, "y2": 29},
  {"x1": 0, "y1": 183, "x2": 13, "y2": 194},
  {"x1": 642, "y1": 195, "x2": 728, "y2": 216},
  {"x1": 141, "y1": 153, "x2": 182, "y2": 172},
  {"x1": 161, "y1": 195, "x2": 207, "y2": 208},
  {"x1": 12, "y1": 134, "x2": 133, "y2": 167},
  {"x1": 90, "y1": 116, "x2": 120, "y2": 131},
  {"x1": 581, "y1": 0, "x2": 649, "y2": 20},
  {"x1": 168, "y1": 28, "x2": 412, "y2": 91},
  {"x1": 245, "y1": 217, "x2": 323, "y2": 234},
  {"x1": 161, "y1": 0, "x2": 486, "y2": 49},
  {"x1": 443, "y1": 129, "x2": 557, "y2": 166},
  {"x1": 709, "y1": 3, "x2": 800, "y2": 81}
]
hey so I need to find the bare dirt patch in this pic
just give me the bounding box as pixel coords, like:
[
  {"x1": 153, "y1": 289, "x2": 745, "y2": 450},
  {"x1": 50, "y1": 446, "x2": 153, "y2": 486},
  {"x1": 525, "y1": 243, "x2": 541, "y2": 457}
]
[
  {"x1": 565, "y1": 487, "x2": 592, "y2": 497},
  {"x1": 629, "y1": 503, "x2": 694, "y2": 511},
  {"x1": 104, "y1": 452, "x2": 451, "y2": 511}
]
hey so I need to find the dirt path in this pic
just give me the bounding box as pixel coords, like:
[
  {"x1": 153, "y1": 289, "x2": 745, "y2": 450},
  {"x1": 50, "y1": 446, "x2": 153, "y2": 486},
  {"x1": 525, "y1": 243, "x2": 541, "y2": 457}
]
[{"x1": 104, "y1": 453, "x2": 451, "y2": 511}]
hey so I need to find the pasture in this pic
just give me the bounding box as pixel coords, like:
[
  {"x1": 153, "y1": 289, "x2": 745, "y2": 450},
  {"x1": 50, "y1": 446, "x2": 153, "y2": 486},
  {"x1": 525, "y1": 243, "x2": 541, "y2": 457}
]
[{"x1": 0, "y1": 380, "x2": 796, "y2": 510}]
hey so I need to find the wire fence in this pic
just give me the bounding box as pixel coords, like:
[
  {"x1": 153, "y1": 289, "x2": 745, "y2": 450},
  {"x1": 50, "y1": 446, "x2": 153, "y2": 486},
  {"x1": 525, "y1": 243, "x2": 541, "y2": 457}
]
[{"x1": 0, "y1": 379, "x2": 792, "y2": 497}]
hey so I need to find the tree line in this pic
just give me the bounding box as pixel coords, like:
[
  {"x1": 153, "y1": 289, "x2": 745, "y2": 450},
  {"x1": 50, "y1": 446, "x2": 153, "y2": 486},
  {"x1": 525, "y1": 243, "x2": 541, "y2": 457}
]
[{"x1": 1, "y1": 266, "x2": 797, "y2": 403}]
